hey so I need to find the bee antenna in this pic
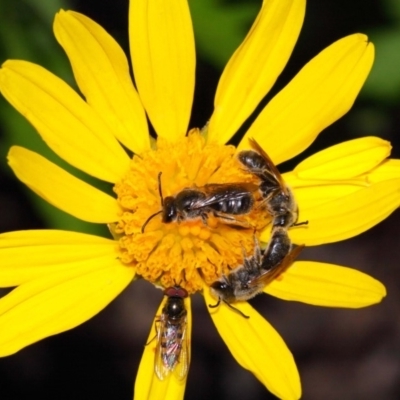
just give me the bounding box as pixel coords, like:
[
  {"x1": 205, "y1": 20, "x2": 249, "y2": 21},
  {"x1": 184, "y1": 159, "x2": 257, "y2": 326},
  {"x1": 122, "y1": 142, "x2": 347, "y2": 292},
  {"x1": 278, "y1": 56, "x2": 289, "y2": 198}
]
[
  {"x1": 141, "y1": 210, "x2": 162, "y2": 233},
  {"x1": 141, "y1": 172, "x2": 165, "y2": 234}
]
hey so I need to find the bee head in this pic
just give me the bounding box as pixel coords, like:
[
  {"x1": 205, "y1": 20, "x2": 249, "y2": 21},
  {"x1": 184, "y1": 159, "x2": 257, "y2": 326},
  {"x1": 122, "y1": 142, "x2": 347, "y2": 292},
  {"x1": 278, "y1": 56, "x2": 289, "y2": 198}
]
[
  {"x1": 162, "y1": 196, "x2": 177, "y2": 222},
  {"x1": 210, "y1": 279, "x2": 234, "y2": 303}
]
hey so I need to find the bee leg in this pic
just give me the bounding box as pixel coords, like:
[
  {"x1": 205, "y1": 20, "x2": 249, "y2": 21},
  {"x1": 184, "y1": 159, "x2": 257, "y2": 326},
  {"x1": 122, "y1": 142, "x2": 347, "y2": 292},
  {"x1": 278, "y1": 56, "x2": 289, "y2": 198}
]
[
  {"x1": 223, "y1": 300, "x2": 249, "y2": 319},
  {"x1": 200, "y1": 212, "x2": 209, "y2": 225},
  {"x1": 212, "y1": 211, "x2": 236, "y2": 222},
  {"x1": 213, "y1": 212, "x2": 252, "y2": 229},
  {"x1": 208, "y1": 298, "x2": 221, "y2": 308},
  {"x1": 293, "y1": 220, "x2": 308, "y2": 227}
]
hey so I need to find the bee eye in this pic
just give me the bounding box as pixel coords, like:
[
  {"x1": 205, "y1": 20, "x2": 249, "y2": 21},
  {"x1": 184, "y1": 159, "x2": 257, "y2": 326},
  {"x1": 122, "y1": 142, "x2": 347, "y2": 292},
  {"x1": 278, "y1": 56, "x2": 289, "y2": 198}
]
[
  {"x1": 211, "y1": 281, "x2": 227, "y2": 291},
  {"x1": 162, "y1": 197, "x2": 177, "y2": 222}
]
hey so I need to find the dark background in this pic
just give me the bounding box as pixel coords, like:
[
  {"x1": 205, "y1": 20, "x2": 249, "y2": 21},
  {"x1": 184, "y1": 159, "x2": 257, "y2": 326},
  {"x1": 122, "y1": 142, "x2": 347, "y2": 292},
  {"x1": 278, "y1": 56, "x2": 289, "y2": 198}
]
[{"x1": 1, "y1": 0, "x2": 400, "y2": 399}]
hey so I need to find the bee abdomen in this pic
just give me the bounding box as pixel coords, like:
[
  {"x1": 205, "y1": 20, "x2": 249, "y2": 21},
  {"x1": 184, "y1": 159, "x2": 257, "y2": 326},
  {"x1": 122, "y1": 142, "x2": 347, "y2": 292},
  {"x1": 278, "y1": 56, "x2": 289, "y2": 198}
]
[
  {"x1": 213, "y1": 195, "x2": 253, "y2": 214},
  {"x1": 261, "y1": 228, "x2": 291, "y2": 271}
]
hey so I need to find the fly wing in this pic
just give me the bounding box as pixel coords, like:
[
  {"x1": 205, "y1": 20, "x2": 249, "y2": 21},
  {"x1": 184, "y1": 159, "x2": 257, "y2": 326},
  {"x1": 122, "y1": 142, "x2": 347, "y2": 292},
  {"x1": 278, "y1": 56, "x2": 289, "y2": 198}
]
[
  {"x1": 203, "y1": 182, "x2": 259, "y2": 195},
  {"x1": 173, "y1": 318, "x2": 190, "y2": 381},
  {"x1": 248, "y1": 244, "x2": 304, "y2": 288},
  {"x1": 154, "y1": 317, "x2": 171, "y2": 381},
  {"x1": 155, "y1": 316, "x2": 188, "y2": 381},
  {"x1": 248, "y1": 138, "x2": 289, "y2": 195}
]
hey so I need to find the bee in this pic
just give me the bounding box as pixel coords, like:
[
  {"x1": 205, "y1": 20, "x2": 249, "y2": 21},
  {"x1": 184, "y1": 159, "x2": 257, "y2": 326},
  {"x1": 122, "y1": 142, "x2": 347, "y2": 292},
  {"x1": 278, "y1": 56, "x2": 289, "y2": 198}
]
[
  {"x1": 154, "y1": 285, "x2": 190, "y2": 381},
  {"x1": 238, "y1": 138, "x2": 304, "y2": 229},
  {"x1": 142, "y1": 172, "x2": 261, "y2": 232},
  {"x1": 207, "y1": 140, "x2": 306, "y2": 316},
  {"x1": 209, "y1": 234, "x2": 304, "y2": 315}
]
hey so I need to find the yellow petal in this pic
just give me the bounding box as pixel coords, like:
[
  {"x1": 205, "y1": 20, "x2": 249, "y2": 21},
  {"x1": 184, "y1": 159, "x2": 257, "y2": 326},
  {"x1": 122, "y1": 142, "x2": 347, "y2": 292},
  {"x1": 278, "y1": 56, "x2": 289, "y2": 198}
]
[
  {"x1": 289, "y1": 182, "x2": 366, "y2": 211},
  {"x1": 264, "y1": 261, "x2": 386, "y2": 308},
  {"x1": 239, "y1": 34, "x2": 374, "y2": 164},
  {"x1": 0, "y1": 256, "x2": 134, "y2": 356},
  {"x1": 54, "y1": 11, "x2": 150, "y2": 154},
  {"x1": 134, "y1": 296, "x2": 192, "y2": 400},
  {"x1": 294, "y1": 137, "x2": 391, "y2": 180},
  {"x1": 8, "y1": 146, "x2": 121, "y2": 223},
  {"x1": 0, "y1": 60, "x2": 130, "y2": 182},
  {"x1": 285, "y1": 155, "x2": 400, "y2": 211},
  {"x1": 367, "y1": 158, "x2": 400, "y2": 182},
  {"x1": 129, "y1": 0, "x2": 195, "y2": 141},
  {"x1": 0, "y1": 229, "x2": 118, "y2": 287},
  {"x1": 204, "y1": 290, "x2": 301, "y2": 400},
  {"x1": 207, "y1": 0, "x2": 305, "y2": 144},
  {"x1": 285, "y1": 170, "x2": 368, "y2": 188},
  {"x1": 281, "y1": 178, "x2": 400, "y2": 246}
]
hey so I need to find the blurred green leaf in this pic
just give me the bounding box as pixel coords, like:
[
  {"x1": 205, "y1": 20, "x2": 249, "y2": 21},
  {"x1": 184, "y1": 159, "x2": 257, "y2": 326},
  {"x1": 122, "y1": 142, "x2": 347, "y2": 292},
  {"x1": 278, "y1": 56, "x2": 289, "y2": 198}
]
[
  {"x1": 363, "y1": 28, "x2": 400, "y2": 103},
  {"x1": 189, "y1": 0, "x2": 258, "y2": 68},
  {"x1": 0, "y1": 0, "x2": 105, "y2": 236},
  {"x1": 384, "y1": 0, "x2": 400, "y2": 21},
  {"x1": 362, "y1": 0, "x2": 400, "y2": 103},
  {"x1": 24, "y1": 0, "x2": 67, "y2": 23}
]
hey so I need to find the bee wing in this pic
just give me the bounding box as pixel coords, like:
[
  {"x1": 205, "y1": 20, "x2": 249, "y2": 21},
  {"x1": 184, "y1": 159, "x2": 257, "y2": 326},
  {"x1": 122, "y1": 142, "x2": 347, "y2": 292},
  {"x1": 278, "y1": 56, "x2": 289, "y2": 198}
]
[
  {"x1": 172, "y1": 318, "x2": 190, "y2": 381},
  {"x1": 154, "y1": 317, "x2": 171, "y2": 381},
  {"x1": 249, "y1": 244, "x2": 304, "y2": 288},
  {"x1": 196, "y1": 183, "x2": 258, "y2": 208},
  {"x1": 203, "y1": 182, "x2": 259, "y2": 195},
  {"x1": 248, "y1": 138, "x2": 289, "y2": 195}
]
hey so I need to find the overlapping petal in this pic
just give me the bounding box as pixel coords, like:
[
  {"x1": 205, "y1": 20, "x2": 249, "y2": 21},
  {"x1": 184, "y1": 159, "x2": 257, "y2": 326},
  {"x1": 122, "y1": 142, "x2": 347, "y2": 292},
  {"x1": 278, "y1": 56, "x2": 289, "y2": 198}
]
[
  {"x1": 283, "y1": 144, "x2": 399, "y2": 212},
  {"x1": 239, "y1": 34, "x2": 374, "y2": 165},
  {"x1": 0, "y1": 229, "x2": 119, "y2": 287},
  {"x1": 8, "y1": 146, "x2": 121, "y2": 223},
  {"x1": 0, "y1": 251, "x2": 134, "y2": 356},
  {"x1": 54, "y1": 10, "x2": 150, "y2": 154},
  {"x1": 129, "y1": 0, "x2": 195, "y2": 141},
  {"x1": 367, "y1": 158, "x2": 400, "y2": 182},
  {"x1": 208, "y1": 0, "x2": 305, "y2": 144},
  {"x1": 205, "y1": 290, "x2": 300, "y2": 400},
  {"x1": 0, "y1": 60, "x2": 130, "y2": 182},
  {"x1": 282, "y1": 178, "x2": 400, "y2": 246},
  {"x1": 134, "y1": 296, "x2": 192, "y2": 400},
  {"x1": 264, "y1": 261, "x2": 386, "y2": 307},
  {"x1": 293, "y1": 137, "x2": 391, "y2": 180},
  {"x1": 287, "y1": 181, "x2": 367, "y2": 210}
]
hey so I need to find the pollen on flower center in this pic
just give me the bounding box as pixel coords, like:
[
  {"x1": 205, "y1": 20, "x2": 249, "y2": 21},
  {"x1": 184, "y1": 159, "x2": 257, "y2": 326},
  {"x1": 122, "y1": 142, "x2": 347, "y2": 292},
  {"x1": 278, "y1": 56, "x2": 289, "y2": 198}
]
[{"x1": 112, "y1": 130, "x2": 270, "y2": 293}]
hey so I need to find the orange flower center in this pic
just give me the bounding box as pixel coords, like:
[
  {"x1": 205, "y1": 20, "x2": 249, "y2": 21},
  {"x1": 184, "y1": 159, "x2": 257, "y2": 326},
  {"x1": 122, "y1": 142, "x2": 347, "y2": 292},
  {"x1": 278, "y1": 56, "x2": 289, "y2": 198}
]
[{"x1": 112, "y1": 130, "x2": 270, "y2": 293}]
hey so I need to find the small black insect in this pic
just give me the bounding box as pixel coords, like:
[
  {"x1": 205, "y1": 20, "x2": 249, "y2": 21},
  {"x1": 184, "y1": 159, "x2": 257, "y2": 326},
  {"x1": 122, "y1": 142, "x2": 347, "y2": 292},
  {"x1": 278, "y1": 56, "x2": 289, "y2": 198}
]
[{"x1": 154, "y1": 285, "x2": 190, "y2": 381}]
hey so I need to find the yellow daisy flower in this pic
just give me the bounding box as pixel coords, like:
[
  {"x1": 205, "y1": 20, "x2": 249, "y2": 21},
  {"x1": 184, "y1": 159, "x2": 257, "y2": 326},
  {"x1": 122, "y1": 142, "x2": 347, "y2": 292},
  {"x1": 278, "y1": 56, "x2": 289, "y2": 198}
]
[{"x1": 0, "y1": 0, "x2": 399, "y2": 399}]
